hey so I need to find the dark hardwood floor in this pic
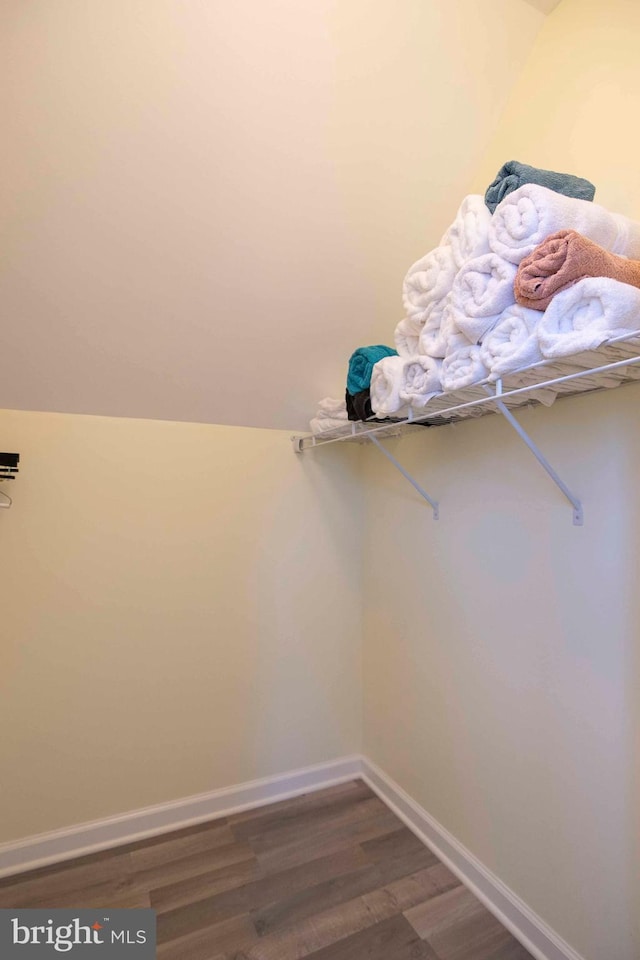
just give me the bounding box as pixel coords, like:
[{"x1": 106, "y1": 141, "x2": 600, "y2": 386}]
[{"x1": 0, "y1": 780, "x2": 533, "y2": 959}]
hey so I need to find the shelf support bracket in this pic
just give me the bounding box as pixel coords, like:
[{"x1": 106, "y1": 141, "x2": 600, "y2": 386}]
[
  {"x1": 484, "y1": 383, "x2": 583, "y2": 526},
  {"x1": 369, "y1": 435, "x2": 439, "y2": 519}
]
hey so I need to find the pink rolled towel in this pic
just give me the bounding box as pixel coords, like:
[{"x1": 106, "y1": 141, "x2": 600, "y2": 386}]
[{"x1": 515, "y1": 229, "x2": 640, "y2": 310}]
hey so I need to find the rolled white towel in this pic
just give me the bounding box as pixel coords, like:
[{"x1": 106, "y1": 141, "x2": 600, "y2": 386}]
[
  {"x1": 441, "y1": 343, "x2": 489, "y2": 392},
  {"x1": 418, "y1": 294, "x2": 451, "y2": 358},
  {"x1": 450, "y1": 253, "x2": 517, "y2": 344},
  {"x1": 440, "y1": 194, "x2": 492, "y2": 268},
  {"x1": 370, "y1": 356, "x2": 405, "y2": 416},
  {"x1": 479, "y1": 304, "x2": 543, "y2": 379},
  {"x1": 537, "y1": 277, "x2": 640, "y2": 358},
  {"x1": 489, "y1": 184, "x2": 640, "y2": 264},
  {"x1": 403, "y1": 245, "x2": 457, "y2": 325},
  {"x1": 394, "y1": 315, "x2": 422, "y2": 357},
  {"x1": 446, "y1": 321, "x2": 470, "y2": 354},
  {"x1": 419, "y1": 293, "x2": 471, "y2": 358},
  {"x1": 399, "y1": 356, "x2": 443, "y2": 409},
  {"x1": 371, "y1": 355, "x2": 439, "y2": 416}
]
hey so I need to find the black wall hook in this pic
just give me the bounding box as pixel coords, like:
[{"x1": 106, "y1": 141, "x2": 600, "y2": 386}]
[{"x1": 0, "y1": 453, "x2": 19, "y2": 481}]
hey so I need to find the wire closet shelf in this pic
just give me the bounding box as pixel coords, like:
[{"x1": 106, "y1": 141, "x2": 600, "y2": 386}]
[
  {"x1": 292, "y1": 332, "x2": 640, "y2": 452},
  {"x1": 292, "y1": 331, "x2": 640, "y2": 527}
]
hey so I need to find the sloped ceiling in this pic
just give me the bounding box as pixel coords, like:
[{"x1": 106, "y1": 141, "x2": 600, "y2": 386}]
[
  {"x1": 522, "y1": 0, "x2": 562, "y2": 13},
  {"x1": 1, "y1": 0, "x2": 545, "y2": 431}
]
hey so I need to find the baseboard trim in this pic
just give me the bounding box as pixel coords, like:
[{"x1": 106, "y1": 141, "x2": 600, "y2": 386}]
[
  {"x1": 360, "y1": 757, "x2": 585, "y2": 960},
  {"x1": 0, "y1": 753, "x2": 586, "y2": 960},
  {"x1": 0, "y1": 755, "x2": 362, "y2": 880}
]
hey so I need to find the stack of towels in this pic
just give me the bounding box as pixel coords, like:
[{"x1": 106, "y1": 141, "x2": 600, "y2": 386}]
[
  {"x1": 310, "y1": 161, "x2": 640, "y2": 433},
  {"x1": 367, "y1": 160, "x2": 640, "y2": 419},
  {"x1": 309, "y1": 345, "x2": 398, "y2": 436}
]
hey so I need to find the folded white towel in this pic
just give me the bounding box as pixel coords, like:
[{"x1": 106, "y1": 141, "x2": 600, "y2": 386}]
[
  {"x1": 403, "y1": 245, "x2": 457, "y2": 325},
  {"x1": 440, "y1": 194, "x2": 492, "y2": 268},
  {"x1": 371, "y1": 355, "x2": 440, "y2": 416},
  {"x1": 315, "y1": 396, "x2": 348, "y2": 420},
  {"x1": 489, "y1": 184, "x2": 640, "y2": 264},
  {"x1": 441, "y1": 343, "x2": 489, "y2": 392},
  {"x1": 309, "y1": 396, "x2": 350, "y2": 435},
  {"x1": 394, "y1": 315, "x2": 422, "y2": 357},
  {"x1": 399, "y1": 356, "x2": 443, "y2": 409},
  {"x1": 479, "y1": 304, "x2": 543, "y2": 379},
  {"x1": 537, "y1": 277, "x2": 640, "y2": 358},
  {"x1": 310, "y1": 417, "x2": 349, "y2": 436},
  {"x1": 310, "y1": 417, "x2": 351, "y2": 437},
  {"x1": 450, "y1": 253, "x2": 517, "y2": 343}
]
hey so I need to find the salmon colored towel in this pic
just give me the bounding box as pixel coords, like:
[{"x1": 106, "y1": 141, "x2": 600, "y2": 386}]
[{"x1": 515, "y1": 229, "x2": 640, "y2": 310}]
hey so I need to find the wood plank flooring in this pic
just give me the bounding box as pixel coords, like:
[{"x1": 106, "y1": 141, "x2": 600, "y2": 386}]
[{"x1": 0, "y1": 780, "x2": 533, "y2": 960}]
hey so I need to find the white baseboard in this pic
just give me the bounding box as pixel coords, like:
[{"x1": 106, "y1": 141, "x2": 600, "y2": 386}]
[
  {"x1": 0, "y1": 752, "x2": 585, "y2": 960},
  {"x1": 361, "y1": 757, "x2": 585, "y2": 960},
  {"x1": 0, "y1": 755, "x2": 362, "y2": 880}
]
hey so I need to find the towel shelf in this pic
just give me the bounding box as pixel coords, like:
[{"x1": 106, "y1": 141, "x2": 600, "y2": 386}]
[{"x1": 292, "y1": 331, "x2": 640, "y2": 525}]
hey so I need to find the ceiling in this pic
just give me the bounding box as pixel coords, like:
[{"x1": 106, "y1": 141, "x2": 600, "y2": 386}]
[
  {"x1": 1, "y1": 0, "x2": 546, "y2": 431},
  {"x1": 522, "y1": 0, "x2": 562, "y2": 13}
]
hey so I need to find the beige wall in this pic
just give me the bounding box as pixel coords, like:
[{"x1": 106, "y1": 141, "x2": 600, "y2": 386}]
[
  {"x1": 364, "y1": 2, "x2": 640, "y2": 957},
  {"x1": 0, "y1": 410, "x2": 363, "y2": 842},
  {"x1": 3, "y1": 2, "x2": 638, "y2": 956},
  {"x1": 362, "y1": 389, "x2": 639, "y2": 960},
  {"x1": 0, "y1": 0, "x2": 543, "y2": 431},
  {"x1": 473, "y1": 0, "x2": 640, "y2": 220}
]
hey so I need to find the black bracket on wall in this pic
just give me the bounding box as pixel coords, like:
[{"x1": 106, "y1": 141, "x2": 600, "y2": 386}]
[{"x1": 0, "y1": 453, "x2": 20, "y2": 481}]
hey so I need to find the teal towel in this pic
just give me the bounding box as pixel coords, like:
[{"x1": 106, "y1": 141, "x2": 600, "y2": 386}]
[
  {"x1": 485, "y1": 160, "x2": 595, "y2": 214},
  {"x1": 347, "y1": 345, "x2": 397, "y2": 395}
]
